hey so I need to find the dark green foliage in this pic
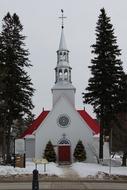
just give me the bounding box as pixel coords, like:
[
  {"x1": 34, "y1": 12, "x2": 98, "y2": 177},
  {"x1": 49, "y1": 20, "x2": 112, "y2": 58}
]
[
  {"x1": 82, "y1": 8, "x2": 126, "y2": 159},
  {"x1": 0, "y1": 12, "x2": 34, "y2": 123},
  {"x1": 109, "y1": 112, "x2": 127, "y2": 166},
  {"x1": 107, "y1": 73, "x2": 127, "y2": 166},
  {"x1": 83, "y1": 8, "x2": 124, "y2": 119},
  {"x1": 44, "y1": 141, "x2": 56, "y2": 162},
  {"x1": 0, "y1": 12, "x2": 34, "y2": 162},
  {"x1": 73, "y1": 140, "x2": 86, "y2": 162}
]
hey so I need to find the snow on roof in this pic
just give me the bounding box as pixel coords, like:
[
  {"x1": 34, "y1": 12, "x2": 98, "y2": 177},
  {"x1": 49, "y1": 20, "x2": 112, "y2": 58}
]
[{"x1": 21, "y1": 109, "x2": 99, "y2": 138}]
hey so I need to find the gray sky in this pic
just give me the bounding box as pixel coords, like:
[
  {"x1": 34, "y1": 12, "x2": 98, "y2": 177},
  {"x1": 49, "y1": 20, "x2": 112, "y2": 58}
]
[{"x1": 0, "y1": 0, "x2": 127, "y2": 117}]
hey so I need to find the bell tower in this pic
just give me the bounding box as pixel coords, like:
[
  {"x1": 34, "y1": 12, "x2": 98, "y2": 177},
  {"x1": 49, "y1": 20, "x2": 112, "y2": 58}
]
[
  {"x1": 56, "y1": 27, "x2": 71, "y2": 83},
  {"x1": 52, "y1": 10, "x2": 76, "y2": 107}
]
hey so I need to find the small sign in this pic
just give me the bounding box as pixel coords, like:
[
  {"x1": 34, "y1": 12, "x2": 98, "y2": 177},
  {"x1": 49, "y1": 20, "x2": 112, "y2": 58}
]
[
  {"x1": 33, "y1": 158, "x2": 48, "y2": 172},
  {"x1": 33, "y1": 158, "x2": 48, "y2": 164}
]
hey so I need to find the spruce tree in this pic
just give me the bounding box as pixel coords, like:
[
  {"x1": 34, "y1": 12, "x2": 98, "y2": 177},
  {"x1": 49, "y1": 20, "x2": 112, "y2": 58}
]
[
  {"x1": 0, "y1": 12, "x2": 34, "y2": 162},
  {"x1": 109, "y1": 111, "x2": 127, "y2": 166},
  {"x1": 83, "y1": 8, "x2": 125, "y2": 160},
  {"x1": 44, "y1": 141, "x2": 56, "y2": 162},
  {"x1": 73, "y1": 140, "x2": 86, "y2": 162}
]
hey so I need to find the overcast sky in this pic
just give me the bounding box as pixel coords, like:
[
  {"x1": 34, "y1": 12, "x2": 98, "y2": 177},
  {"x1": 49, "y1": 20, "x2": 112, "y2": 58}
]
[{"x1": 0, "y1": 0, "x2": 127, "y2": 117}]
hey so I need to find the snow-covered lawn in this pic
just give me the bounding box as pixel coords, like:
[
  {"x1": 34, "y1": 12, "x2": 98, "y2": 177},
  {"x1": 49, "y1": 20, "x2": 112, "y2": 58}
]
[
  {"x1": 0, "y1": 162, "x2": 63, "y2": 176},
  {"x1": 0, "y1": 161, "x2": 127, "y2": 177},
  {"x1": 72, "y1": 162, "x2": 127, "y2": 177}
]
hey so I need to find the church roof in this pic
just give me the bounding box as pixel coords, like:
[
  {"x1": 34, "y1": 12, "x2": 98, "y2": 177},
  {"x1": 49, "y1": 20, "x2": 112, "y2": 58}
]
[
  {"x1": 59, "y1": 28, "x2": 67, "y2": 50},
  {"x1": 21, "y1": 109, "x2": 99, "y2": 138},
  {"x1": 77, "y1": 110, "x2": 100, "y2": 134},
  {"x1": 20, "y1": 111, "x2": 49, "y2": 138}
]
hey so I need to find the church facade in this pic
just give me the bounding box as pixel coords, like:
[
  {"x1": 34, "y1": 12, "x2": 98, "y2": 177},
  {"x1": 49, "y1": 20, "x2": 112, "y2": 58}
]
[{"x1": 21, "y1": 19, "x2": 100, "y2": 163}]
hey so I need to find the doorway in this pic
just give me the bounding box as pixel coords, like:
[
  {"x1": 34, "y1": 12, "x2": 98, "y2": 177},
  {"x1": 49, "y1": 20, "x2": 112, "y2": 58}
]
[{"x1": 58, "y1": 137, "x2": 71, "y2": 163}]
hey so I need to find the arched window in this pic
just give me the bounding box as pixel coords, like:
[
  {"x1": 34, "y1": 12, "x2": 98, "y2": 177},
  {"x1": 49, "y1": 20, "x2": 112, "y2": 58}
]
[
  {"x1": 58, "y1": 134, "x2": 71, "y2": 145},
  {"x1": 59, "y1": 139, "x2": 70, "y2": 144},
  {"x1": 69, "y1": 70, "x2": 71, "y2": 82},
  {"x1": 64, "y1": 69, "x2": 68, "y2": 80},
  {"x1": 58, "y1": 138, "x2": 70, "y2": 145},
  {"x1": 59, "y1": 69, "x2": 62, "y2": 80}
]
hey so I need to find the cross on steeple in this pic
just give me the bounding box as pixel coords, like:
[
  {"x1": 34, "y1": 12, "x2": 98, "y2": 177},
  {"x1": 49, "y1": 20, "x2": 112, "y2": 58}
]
[{"x1": 59, "y1": 9, "x2": 67, "y2": 29}]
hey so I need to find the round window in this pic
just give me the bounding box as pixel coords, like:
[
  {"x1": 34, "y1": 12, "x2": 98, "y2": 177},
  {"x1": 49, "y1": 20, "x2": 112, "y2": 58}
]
[{"x1": 57, "y1": 114, "x2": 70, "y2": 127}]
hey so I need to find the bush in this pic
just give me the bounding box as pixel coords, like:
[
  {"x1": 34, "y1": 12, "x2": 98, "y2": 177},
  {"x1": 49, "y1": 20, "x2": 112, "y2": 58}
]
[
  {"x1": 43, "y1": 140, "x2": 56, "y2": 162},
  {"x1": 73, "y1": 140, "x2": 86, "y2": 161}
]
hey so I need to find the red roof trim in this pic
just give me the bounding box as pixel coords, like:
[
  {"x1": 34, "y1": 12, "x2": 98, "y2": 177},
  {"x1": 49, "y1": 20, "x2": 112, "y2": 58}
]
[
  {"x1": 21, "y1": 109, "x2": 100, "y2": 138},
  {"x1": 20, "y1": 111, "x2": 49, "y2": 138},
  {"x1": 77, "y1": 110, "x2": 100, "y2": 134}
]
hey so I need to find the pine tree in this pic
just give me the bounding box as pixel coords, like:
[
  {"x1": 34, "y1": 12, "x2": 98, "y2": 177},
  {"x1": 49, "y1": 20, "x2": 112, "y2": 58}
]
[
  {"x1": 44, "y1": 141, "x2": 56, "y2": 162},
  {"x1": 0, "y1": 12, "x2": 34, "y2": 162},
  {"x1": 82, "y1": 8, "x2": 125, "y2": 160},
  {"x1": 109, "y1": 111, "x2": 127, "y2": 166},
  {"x1": 73, "y1": 140, "x2": 86, "y2": 162}
]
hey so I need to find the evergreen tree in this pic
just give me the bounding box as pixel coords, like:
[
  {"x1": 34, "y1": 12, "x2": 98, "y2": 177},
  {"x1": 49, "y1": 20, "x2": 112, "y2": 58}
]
[
  {"x1": 109, "y1": 111, "x2": 127, "y2": 166},
  {"x1": 44, "y1": 141, "x2": 56, "y2": 162},
  {"x1": 83, "y1": 8, "x2": 125, "y2": 159},
  {"x1": 73, "y1": 140, "x2": 86, "y2": 162},
  {"x1": 0, "y1": 12, "x2": 34, "y2": 162}
]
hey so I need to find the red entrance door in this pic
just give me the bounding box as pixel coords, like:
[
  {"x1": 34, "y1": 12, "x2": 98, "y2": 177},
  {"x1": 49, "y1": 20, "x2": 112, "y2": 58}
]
[{"x1": 58, "y1": 145, "x2": 70, "y2": 162}]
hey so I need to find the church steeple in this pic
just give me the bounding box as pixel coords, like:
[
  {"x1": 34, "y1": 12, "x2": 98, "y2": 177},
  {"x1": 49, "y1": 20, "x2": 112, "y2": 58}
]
[
  {"x1": 52, "y1": 10, "x2": 76, "y2": 107},
  {"x1": 59, "y1": 28, "x2": 67, "y2": 50},
  {"x1": 55, "y1": 10, "x2": 71, "y2": 83},
  {"x1": 59, "y1": 9, "x2": 67, "y2": 50}
]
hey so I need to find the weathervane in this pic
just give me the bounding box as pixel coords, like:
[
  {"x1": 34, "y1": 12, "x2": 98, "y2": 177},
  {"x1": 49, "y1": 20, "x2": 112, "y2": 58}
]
[{"x1": 59, "y1": 9, "x2": 67, "y2": 29}]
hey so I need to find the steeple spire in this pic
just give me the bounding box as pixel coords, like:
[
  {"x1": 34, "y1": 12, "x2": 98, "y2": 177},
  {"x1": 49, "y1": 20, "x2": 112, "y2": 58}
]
[
  {"x1": 59, "y1": 28, "x2": 67, "y2": 50},
  {"x1": 59, "y1": 9, "x2": 67, "y2": 50},
  {"x1": 51, "y1": 10, "x2": 76, "y2": 108},
  {"x1": 55, "y1": 10, "x2": 71, "y2": 83}
]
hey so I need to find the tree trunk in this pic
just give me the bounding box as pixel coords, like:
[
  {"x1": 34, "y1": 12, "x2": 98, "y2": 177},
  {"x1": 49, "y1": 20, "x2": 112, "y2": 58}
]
[{"x1": 122, "y1": 152, "x2": 127, "y2": 166}]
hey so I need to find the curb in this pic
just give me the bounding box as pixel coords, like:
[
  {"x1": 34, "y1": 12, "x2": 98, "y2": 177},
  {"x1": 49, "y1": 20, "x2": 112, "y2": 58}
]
[{"x1": 0, "y1": 175, "x2": 127, "y2": 183}]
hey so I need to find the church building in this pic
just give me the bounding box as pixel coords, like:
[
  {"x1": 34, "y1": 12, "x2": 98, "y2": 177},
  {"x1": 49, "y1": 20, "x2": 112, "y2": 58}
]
[{"x1": 21, "y1": 12, "x2": 100, "y2": 163}]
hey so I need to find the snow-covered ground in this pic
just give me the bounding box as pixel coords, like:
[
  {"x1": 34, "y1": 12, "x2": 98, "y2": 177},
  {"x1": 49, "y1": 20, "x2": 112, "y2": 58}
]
[
  {"x1": 0, "y1": 162, "x2": 63, "y2": 176},
  {"x1": 73, "y1": 162, "x2": 127, "y2": 177},
  {"x1": 0, "y1": 161, "x2": 127, "y2": 178}
]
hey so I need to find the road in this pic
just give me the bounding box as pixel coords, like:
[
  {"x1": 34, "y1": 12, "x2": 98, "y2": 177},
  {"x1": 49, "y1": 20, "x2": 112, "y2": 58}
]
[{"x1": 0, "y1": 181, "x2": 127, "y2": 190}]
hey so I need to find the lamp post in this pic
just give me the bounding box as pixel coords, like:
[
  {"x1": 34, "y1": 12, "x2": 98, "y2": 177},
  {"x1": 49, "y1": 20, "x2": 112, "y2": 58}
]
[
  {"x1": 32, "y1": 159, "x2": 40, "y2": 190},
  {"x1": 11, "y1": 129, "x2": 17, "y2": 167}
]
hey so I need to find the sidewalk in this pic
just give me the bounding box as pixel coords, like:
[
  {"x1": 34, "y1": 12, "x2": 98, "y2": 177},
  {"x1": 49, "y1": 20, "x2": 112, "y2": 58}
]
[{"x1": 59, "y1": 165, "x2": 80, "y2": 179}]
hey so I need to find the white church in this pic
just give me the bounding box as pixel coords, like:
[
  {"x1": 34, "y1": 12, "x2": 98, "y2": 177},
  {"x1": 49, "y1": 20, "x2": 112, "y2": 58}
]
[{"x1": 20, "y1": 14, "x2": 102, "y2": 164}]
